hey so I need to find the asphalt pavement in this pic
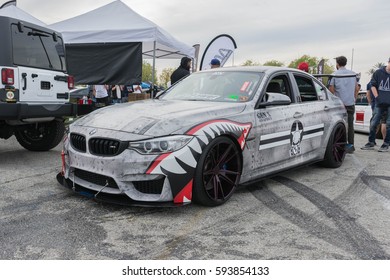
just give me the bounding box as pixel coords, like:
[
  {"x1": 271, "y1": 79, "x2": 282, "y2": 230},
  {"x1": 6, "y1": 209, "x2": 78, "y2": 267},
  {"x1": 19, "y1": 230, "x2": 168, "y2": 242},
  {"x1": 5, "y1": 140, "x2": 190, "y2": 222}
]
[{"x1": 0, "y1": 133, "x2": 389, "y2": 260}]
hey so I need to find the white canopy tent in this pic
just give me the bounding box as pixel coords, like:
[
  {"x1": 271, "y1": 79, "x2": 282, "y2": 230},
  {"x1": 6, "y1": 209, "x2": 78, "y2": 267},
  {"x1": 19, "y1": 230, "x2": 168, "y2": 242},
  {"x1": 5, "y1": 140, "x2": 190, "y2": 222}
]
[
  {"x1": 49, "y1": 0, "x2": 195, "y2": 86},
  {"x1": 0, "y1": 4, "x2": 46, "y2": 26},
  {"x1": 49, "y1": 0, "x2": 194, "y2": 58}
]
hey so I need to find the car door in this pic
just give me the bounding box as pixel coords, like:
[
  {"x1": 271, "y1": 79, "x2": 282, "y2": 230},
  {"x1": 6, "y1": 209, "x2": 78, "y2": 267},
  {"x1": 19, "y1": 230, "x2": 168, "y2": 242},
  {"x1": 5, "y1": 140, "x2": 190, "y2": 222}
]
[
  {"x1": 290, "y1": 73, "x2": 329, "y2": 160},
  {"x1": 16, "y1": 66, "x2": 69, "y2": 103},
  {"x1": 11, "y1": 23, "x2": 69, "y2": 103},
  {"x1": 249, "y1": 72, "x2": 329, "y2": 179},
  {"x1": 250, "y1": 73, "x2": 308, "y2": 178}
]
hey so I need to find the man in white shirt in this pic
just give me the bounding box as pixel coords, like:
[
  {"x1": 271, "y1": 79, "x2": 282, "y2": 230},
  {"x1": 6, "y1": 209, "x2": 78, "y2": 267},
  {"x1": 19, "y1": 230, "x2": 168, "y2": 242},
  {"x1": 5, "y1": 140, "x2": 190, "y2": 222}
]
[
  {"x1": 329, "y1": 56, "x2": 359, "y2": 153},
  {"x1": 93, "y1": 85, "x2": 109, "y2": 105}
]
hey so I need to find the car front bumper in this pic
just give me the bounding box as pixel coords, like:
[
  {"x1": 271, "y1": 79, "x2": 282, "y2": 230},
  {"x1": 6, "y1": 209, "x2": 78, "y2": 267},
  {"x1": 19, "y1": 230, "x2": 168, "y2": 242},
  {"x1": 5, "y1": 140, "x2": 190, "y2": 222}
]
[{"x1": 58, "y1": 134, "x2": 204, "y2": 206}]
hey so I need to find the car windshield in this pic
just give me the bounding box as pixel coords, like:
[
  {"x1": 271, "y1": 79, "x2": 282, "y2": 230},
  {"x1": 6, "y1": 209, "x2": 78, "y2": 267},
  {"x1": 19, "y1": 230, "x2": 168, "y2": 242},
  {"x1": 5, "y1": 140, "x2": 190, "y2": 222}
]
[
  {"x1": 162, "y1": 71, "x2": 263, "y2": 102},
  {"x1": 11, "y1": 24, "x2": 66, "y2": 71},
  {"x1": 355, "y1": 92, "x2": 368, "y2": 105}
]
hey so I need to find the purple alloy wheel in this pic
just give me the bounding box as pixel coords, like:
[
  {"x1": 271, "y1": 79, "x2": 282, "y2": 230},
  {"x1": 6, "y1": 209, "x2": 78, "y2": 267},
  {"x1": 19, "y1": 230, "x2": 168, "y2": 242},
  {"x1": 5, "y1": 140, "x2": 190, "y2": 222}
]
[
  {"x1": 332, "y1": 125, "x2": 347, "y2": 163},
  {"x1": 202, "y1": 140, "x2": 242, "y2": 202}
]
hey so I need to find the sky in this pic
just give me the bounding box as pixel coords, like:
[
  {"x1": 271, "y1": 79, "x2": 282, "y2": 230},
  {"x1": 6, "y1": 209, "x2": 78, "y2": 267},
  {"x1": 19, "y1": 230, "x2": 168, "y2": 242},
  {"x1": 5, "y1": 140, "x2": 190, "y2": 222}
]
[{"x1": 3, "y1": 0, "x2": 390, "y2": 86}]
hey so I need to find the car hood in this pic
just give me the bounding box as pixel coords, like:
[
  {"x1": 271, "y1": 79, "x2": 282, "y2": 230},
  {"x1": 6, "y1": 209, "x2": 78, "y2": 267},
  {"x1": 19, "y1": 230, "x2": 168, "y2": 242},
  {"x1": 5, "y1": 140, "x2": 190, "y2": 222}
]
[{"x1": 73, "y1": 99, "x2": 247, "y2": 136}]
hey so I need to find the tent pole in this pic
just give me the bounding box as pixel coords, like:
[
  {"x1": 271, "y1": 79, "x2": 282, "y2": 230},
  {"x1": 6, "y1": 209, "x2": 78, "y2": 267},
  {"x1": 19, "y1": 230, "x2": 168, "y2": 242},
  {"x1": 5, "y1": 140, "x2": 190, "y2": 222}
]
[{"x1": 151, "y1": 41, "x2": 156, "y2": 98}]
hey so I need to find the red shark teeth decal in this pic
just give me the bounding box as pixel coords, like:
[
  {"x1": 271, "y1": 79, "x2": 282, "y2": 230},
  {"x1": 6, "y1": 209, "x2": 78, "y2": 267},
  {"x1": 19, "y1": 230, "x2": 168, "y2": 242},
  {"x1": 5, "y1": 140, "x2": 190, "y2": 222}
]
[
  {"x1": 146, "y1": 152, "x2": 172, "y2": 174},
  {"x1": 186, "y1": 120, "x2": 224, "y2": 135},
  {"x1": 186, "y1": 119, "x2": 249, "y2": 135},
  {"x1": 174, "y1": 179, "x2": 193, "y2": 203},
  {"x1": 186, "y1": 119, "x2": 252, "y2": 150},
  {"x1": 61, "y1": 150, "x2": 66, "y2": 176},
  {"x1": 145, "y1": 119, "x2": 252, "y2": 205},
  {"x1": 237, "y1": 125, "x2": 252, "y2": 150}
]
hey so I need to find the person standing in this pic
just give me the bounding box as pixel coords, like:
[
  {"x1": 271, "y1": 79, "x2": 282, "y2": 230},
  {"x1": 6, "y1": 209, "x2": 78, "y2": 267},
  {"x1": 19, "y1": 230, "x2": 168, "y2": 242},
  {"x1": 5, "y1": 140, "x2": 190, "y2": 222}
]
[
  {"x1": 210, "y1": 58, "x2": 221, "y2": 69},
  {"x1": 366, "y1": 82, "x2": 376, "y2": 111},
  {"x1": 170, "y1": 57, "x2": 192, "y2": 85},
  {"x1": 366, "y1": 82, "x2": 387, "y2": 141},
  {"x1": 120, "y1": 85, "x2": 129, "y2": 103},
  {"x1": 93, "y1": 84, "x2": 109, "y2": 106},
  {"x1": 297, "y1": 61, "x2": 309, "y2": 72},
  {"x1": 111, "y1": 85, "x2": 122, "y2": 104},
  {"x1": 361, "y1": 58, "x2": 390, "y2": 152},
  {"x1": 329, "y1": 56, "x2": 359, "y2": 153}
]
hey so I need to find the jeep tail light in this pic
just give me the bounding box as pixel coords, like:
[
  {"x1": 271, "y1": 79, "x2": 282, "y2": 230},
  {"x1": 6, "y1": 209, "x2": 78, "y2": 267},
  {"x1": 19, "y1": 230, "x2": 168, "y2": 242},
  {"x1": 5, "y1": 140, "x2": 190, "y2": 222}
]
[
  {"x1": 67, "y1": 75, "x2": 74, "y2": 89},
  {"x1": 1, "y1": 68, "x2": 14, "y2": 85}
]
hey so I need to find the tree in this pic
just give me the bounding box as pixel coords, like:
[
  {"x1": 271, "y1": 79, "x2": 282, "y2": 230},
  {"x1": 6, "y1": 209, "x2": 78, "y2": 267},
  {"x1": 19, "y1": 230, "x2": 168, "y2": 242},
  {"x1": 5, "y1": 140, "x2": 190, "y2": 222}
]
[
  {"x1": 241, "y1": 59, "x2": 261, "y2": 66},
  {"x1": 241, "y1": 59, "x2": 283, "y2": 66},
  {"x1": 263, "y1": 60, "x2": 284, "y2": 67},
  {"x1": 287, "y1": 55, "x2": 335, "y2": 85},
  {"x1": 288, "y1": 55, "x2": 332, "y2": 74},
  {"x1": 142, "y1": 60, "x2": 158, "y2": 84},
  {"x1": 367, "y1": 62, "x2": 385, "y2": 76},
  {"x1": 159, "y1": 68, "x2": 175, "y2": 88}
]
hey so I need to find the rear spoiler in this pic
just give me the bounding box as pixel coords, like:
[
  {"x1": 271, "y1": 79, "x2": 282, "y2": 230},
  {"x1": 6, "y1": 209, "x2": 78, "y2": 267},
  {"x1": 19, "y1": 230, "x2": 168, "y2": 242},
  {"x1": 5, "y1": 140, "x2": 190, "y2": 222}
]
[
  {"x1": 313, "y1": 74, "x2": 358, "y2": 78},
  {"x1": 313, "y1": 74, "x2": 359, "y2": 87}
]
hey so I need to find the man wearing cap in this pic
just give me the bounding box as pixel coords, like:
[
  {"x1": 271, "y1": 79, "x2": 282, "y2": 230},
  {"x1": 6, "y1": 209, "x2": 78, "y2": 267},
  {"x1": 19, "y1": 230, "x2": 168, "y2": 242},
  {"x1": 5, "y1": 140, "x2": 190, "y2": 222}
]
[
  {"x1": 297, "y1": 62, "x2": 309, "y2": 72},
  {"x1": 361, "y1": 58, "x2": 390, "y2": 152},
  {"x1": 210, "y1": 58, "x2": 221, "y2": 69},
  {"x1": 329, "y1": 56, "x2": 359, "y2": 153}
]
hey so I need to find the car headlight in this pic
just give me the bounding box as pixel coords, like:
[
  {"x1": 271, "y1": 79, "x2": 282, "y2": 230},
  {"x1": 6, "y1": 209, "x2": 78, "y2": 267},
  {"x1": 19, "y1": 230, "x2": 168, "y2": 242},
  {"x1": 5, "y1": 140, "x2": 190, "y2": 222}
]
[{"x1": 128, "y1": 135, "x2": 193, "y2": 155}]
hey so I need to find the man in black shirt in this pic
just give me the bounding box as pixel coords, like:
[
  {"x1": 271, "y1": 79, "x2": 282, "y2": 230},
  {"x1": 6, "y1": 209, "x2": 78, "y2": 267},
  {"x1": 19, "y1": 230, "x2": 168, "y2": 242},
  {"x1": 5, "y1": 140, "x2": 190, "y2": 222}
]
[
  {"x1": 361, "y1": 58, "x2": 390, "y2": 152},
  {"x1": 170, "y1": 57, "x2": 192, "y2": 85}
]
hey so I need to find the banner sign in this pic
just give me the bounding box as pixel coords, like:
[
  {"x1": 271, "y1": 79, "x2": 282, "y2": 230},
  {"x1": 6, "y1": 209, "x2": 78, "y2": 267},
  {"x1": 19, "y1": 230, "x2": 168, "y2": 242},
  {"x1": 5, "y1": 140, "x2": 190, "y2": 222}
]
[
  {"x1": 317, "y1": 59, "x2": 324, "y2": 75},
  {"x1": 192, "y1": 44, "x2": 200, "y2": 72},
  {"x1": 317, "y1": 59, "x2": 325, "y2": 83},
  {"x1": 0, "y1": 0, "x2": 16, "y2": 9},
  {"x1": 199, "y1": 34, "x2": 237, "y2": 70}
]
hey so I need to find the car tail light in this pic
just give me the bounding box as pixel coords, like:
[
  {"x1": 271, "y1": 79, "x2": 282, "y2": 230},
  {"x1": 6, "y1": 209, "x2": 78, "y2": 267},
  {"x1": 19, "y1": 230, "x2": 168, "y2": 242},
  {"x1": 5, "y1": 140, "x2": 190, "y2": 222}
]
[
  {"x1": 356, "y1": 111, "x2": 365, "y2": 123},
  {"x1": 1, "y1": 68, "x2": 14, "y2": 85},
  {"x1": 67, "y1": 75, "x2": 75, "y2": 89}
]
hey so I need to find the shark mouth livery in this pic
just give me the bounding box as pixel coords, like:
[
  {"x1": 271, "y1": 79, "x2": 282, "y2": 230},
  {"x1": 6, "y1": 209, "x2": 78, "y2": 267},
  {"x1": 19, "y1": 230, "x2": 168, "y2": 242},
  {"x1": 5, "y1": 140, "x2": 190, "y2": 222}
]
[
  {"x1": 146, "y1": 120, "x2": 252, "y2": 204},
  {"x1": 57, "y1": 66, "x2": 347, "y2": 207},
  {"x1": 57, "y1": 117, "x2": 252, "y2": 207}
]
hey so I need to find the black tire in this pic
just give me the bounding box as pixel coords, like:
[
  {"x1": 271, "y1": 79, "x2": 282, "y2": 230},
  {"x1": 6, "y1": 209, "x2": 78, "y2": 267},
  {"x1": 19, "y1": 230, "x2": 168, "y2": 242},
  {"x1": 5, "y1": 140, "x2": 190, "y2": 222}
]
[
  {"x1": 15, "y1": 120, "x2": 65, "y2": 151},
  {"x1": 321, "y1": 123, "x2": 347, "y2": 168},
  {"x1": 193, "y1": 136, "x2": 242, "y2": 206}
]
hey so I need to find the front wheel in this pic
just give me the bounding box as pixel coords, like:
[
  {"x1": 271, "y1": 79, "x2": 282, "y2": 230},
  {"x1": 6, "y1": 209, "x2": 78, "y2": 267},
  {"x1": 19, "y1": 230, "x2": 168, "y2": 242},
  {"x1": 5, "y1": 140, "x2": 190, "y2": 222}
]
[
  {"x1": 320, "y1": 123, "x2": 347, "y2": 168},
  {"x1": 15, "y1": 120, "x2": 65, "y2": 151},
  {"x1": 193, "y1": 136, "x2": 242, "y2": 206}
]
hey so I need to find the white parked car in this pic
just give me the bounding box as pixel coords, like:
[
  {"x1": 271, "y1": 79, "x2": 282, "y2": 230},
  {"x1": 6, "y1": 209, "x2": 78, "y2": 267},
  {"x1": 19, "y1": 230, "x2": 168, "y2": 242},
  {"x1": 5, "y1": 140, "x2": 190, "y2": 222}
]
[
  {"x1": 354, "y1": 91, "x2": 383, "y2": 139},
  {"x1": 354, "y1": 91, "x2": 371, "y2": 133},
  {"x1": 0, "y1": 15, "x2": 75, "y2": 151}
]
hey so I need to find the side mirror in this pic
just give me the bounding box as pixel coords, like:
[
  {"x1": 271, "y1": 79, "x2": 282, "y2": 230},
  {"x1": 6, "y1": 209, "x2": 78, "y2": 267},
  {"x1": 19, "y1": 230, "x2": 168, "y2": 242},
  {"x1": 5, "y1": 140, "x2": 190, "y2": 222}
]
[{"x1": 258, "y1": 92, "x2": 291, "y2": 108}]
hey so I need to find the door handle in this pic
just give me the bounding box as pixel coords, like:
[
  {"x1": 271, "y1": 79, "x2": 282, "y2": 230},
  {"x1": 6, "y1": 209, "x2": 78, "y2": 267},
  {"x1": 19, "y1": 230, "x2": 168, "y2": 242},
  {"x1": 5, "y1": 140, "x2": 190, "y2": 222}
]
[
  {"x1": 31, "y1": 73, "x2": 38, "y2": 78},
  {"x1": 22, "y1": 73, "x2": 27, "y2": 90},
  {"x1": 293, "y1": 112, "x2": 303, "y2": 118},
  {"x1": 324, "y1": 106, "x2": 330, "y2": 111}
]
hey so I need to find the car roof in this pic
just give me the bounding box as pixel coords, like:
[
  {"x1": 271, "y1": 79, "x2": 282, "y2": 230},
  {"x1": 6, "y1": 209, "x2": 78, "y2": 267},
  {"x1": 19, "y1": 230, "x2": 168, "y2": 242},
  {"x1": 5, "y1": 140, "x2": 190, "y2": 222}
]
[
  {"x1": 0, "y1": 15, "x2": 59, "y2": 34},
  {"x1": 200, "y1": 65, "x2": 308, "y2": 75}
]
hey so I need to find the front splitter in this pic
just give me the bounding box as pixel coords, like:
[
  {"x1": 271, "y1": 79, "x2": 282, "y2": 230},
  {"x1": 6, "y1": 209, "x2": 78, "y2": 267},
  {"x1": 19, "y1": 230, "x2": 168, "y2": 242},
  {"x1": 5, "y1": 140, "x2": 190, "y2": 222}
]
[{"x1": 56, "y1": 173, "x2": 188, "y2": 207}]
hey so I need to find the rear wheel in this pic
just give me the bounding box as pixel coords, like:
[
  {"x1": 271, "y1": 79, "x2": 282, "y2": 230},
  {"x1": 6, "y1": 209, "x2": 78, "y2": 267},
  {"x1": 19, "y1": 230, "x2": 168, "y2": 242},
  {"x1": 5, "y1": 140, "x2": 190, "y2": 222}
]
[
  {"x1": 15, "y1": 120, "x2": 65, "y2": 151},
  {"x1": 193, "y1": 136, "x2": 242, "y2": 206},
  {"x1": 321, "y1": 123, "x2": 347, "y2": 168}
]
